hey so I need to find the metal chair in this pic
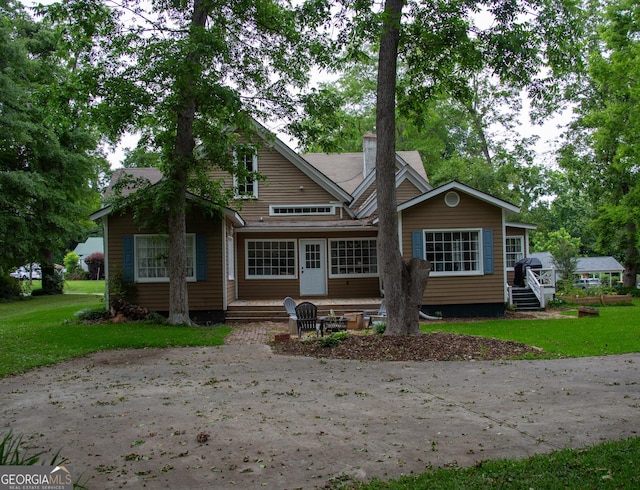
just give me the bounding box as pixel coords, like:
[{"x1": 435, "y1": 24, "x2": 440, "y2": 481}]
[
  {"x1": 283, "y1": 296, "x2": 297, "y2": 321},
  {"x1": 294, "y1": 301, "x2": 320, "y2": 338},
  {"x1": 363, "y1": 300, "x2": 387, "y2": 328}
]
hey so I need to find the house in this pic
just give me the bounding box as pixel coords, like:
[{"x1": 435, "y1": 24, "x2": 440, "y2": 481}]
[
  {"x1": 90, "y1": 124, "x2": 537, "y2": 321},
  {"x1": 73, "y1": 237, "x2": 104, "y2": 272},
  {"x1": 530, "y1": 252, "x2": 624, "y2": 286}
]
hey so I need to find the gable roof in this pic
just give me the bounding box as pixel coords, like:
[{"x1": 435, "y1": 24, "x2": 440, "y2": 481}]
[
  {"x1": 302, "y1": 150, "x2": 429, "y2": 196},
  {"x1": 73, "y1": 237, "x2": 104, "y2": 258},
  {"x1": 397, "y1": 181, "x2": 520, "y2": 214},
  {"x1": 251, "y1": 121, "x2": 354, "y2": 205},
  {"x1": 530, "y1": 252, "x2": 625, "y2": 274}
]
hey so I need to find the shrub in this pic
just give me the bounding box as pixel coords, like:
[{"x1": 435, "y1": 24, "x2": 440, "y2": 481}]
[
  {"x1": 108, "y1": 269, "x2": 137, "y2": 303},
  {"x1": 0, "y1": 275, "x2": 22, "y2": 301},
  {"x1": 318, "y1": 331, "x2": 349, "y2": 348},
  {"x1": 75, "y1": 306, "x2": 108, "y2": 323},
  {"x1": 63, "y1": 251, "x2": 81, "y2": 278},
  {"x1": 84, "y1": 252, "x2": 105, "y2": 280}
]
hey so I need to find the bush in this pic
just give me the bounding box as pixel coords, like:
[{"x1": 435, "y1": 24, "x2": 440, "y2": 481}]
[
  {"x1": 63, "y1": 251, "x2": 81, "y2": 278},
  {"x1": 318, "y1": 331, "x2": 349, "y2": 348},
  {"x1": 75, "y1": 306, "x2": 108, "y2": 323},
  {"x1": 84, "y1": 252, "x2": 105, "y2": 280},
  {"x1": 0, "y1": 275, "x2": 22, "y2": 300},
  {"x1": 108, "y1": 269, "x2": 137, "y2": 303}
]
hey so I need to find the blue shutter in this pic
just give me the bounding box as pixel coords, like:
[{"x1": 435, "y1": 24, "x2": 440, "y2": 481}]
[
  {"x1": 483, "y1": 229, "x2": 494, "y2": 274},
  {"x1": 411, "y1": 230, "x2": 425, "y2": 259},
  {"x1": 123, "y1": 236, "x2": 134, "y2": 282},
  {"x1": 196, "y1": 234, "x2": 207, "y2": 281}
]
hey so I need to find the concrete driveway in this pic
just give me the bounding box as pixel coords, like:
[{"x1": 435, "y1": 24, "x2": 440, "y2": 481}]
[{"x1": 1, "y1": 343, "x2": 638, "y2": 489}]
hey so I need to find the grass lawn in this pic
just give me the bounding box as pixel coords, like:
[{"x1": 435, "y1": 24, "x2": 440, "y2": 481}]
[
  {"x1": 354, "y1": 436, "x2": 640, "y2": 489},
  {"x1": 63, "y1": 279, "x2": 105, "y2": 295},
  {"x1": 421, "y1": 301, "x2": 640, "y2": 358},
  {"x1": 0, "y1": 294, "x2": 230, "y2": 377},
  {"x1": 17, "y1": 279, "x2": 106, "y2": 295}
]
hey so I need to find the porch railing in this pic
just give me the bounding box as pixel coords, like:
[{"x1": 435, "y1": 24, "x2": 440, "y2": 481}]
[{"x1": 526, "y1": 267, "x2": 556, "y2": 308}]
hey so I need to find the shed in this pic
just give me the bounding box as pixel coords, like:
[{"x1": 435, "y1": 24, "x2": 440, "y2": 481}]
[{"x1": 73, "y1": 237, "x2": 104, "y2": 271}]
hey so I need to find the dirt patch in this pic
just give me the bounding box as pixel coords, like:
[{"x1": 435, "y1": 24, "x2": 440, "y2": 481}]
[{"x1": 271, "y1": 332, "x2": 544, "y2": 361}]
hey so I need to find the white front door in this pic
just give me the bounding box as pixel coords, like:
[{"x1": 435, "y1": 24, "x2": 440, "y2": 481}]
[{"x1": 300, "y1": 239, "x2": 326, "y2": 296}]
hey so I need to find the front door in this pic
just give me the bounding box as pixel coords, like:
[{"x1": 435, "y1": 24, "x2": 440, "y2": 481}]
[{"x1": 300, "y1": 239, "x2": 326, "y2": 296}]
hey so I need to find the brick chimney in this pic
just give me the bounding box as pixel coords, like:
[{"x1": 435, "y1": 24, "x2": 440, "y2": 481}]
[{"x1": 362, "y1": 132, "x2": 377, "y2": 177}]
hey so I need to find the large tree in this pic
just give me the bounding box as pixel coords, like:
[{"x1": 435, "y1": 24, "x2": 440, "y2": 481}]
[
  {"x1": 0, "y1": 0, "x2": 105, "y2": 286},
  {"x1": 42, "y1": 0, "x2": 329, "y2": 323},
  {"x1": 557, "y1": 0, "x2": 640, "y2": 287},
  {"x1": 368, "y1": 0, "x2": 584, "y2": 334}
]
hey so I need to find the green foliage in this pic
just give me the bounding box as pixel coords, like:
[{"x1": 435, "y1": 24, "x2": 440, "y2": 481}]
[
  {"x1": 374, "y1": 321, "x2": 386, "y2": 335},
  {"x1": 0, "y1": 275, "x2": 22, "y2": 301},
  {"x1": 0, "y1": 430, "x2": 50, "y2": 466},
  {"x1": 107, "y1": 269, "x2": 137, "y2": 303},
  {"x1": 556, "y1": 0, "x2": 640, "y2": 284},
  {"x1": 63, "y1": 251, "x2": 81, "y2": 277},
  {"x1": 533, "y1": 227, "x2": 580, "y2": 279},
  {"x1": 74, "y1": 306, "x2": 107, "y2": 322},
  {"x1": 0, "y1": 2, "x2": 107, "y2": 274},
  {"x1": 318, "y1": 331, "x2": 349, "y2": 348}
]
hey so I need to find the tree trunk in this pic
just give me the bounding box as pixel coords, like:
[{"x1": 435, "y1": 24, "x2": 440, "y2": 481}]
[
  {"x1": 166, "y1": 0, "x2": 209, "y2": 325},
  {"x1": 622, "y1": 221, "x2": 639, "y2": 288},
  {"x1": 376, "y1": 0, "x2": 430, "y2": 336}
]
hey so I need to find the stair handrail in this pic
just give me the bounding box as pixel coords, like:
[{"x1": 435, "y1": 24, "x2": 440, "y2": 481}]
[{"x1": 526, "y1": 267, "x2": 546, "y2": 308}]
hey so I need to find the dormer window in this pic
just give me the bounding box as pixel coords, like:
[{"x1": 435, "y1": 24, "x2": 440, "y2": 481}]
[{"x1": 234, "y1": 147, "x2": 258, "y2": 199}]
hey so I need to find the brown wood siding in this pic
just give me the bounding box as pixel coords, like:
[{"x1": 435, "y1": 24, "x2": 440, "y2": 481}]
[
  {"x1": 106, "y1": 211, "x2": 224, "y2": 312},
  {"x1": 396, "y1": 180, "x2": 423, "y2": 204},
  {"x1": 209, "y1": 146, "x2": 350, "y2": 222},
  {"x1": 236, "y1": 230, "x2": 380, "y2": 300},
  {"x1": 401, "y1": 193, "x2": 505, "y2": 306}
]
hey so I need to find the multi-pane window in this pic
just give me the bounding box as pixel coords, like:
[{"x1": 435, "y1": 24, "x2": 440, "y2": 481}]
[
  {"x1": 246, "y1": 240, "x2": 296, "y2": 278},
  {"x1": 425, "y1": 230, "x2": 480, "y2": 275},
  {"x1": 329, "y1": 239, "x2": 378, "y2": 276},
  {"x1": 234, "y1": 147, "x2": 258, "y2": 198},
  {"x1": 270, "y1": 205, "x2": 335, "y2": 216},
  {"x1": 505, "y1": 236, "x2": 524, "y2": 268},
  {"x1": 135, "y1": 235, "x2": 195, "y2": 282}
]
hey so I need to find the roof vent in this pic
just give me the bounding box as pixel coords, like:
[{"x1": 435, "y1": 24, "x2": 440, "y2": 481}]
[{"x1": 444, "y1": 191, "x2": 460, "y2": 207}]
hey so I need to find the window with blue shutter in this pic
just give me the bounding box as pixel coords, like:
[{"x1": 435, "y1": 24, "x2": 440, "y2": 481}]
[
  {"x1": 411, "y1": 230, "x2": 425, "y2": 259},
  {"x1": 123, "y1": 236, "x2": 134, "y2": 282},
  {"x1": 196, "y1": 234, "x2": 207, "y2": 281},
  {"x1": 482, "y1": 229, "x2": 494, "y2": 274}
]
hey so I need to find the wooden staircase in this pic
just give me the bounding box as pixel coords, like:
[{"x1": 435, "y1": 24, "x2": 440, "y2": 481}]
[
  {"x1": 225, "y1": 298, "x2": 381, "y2": 323},
  {"x1": 511, "y1": 287, "x2": 543, "y2": 311}
]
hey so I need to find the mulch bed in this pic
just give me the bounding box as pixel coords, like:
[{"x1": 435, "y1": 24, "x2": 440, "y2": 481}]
[{"x1": 270, "y1": 332, "x2": 545, "y2": 362}]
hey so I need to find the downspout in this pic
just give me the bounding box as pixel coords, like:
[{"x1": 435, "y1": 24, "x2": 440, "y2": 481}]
[
  {"x1": 103, "y1": 218, "x2": 110, "y2": 312},
  {"x1": 502, "y1": 211, "x2": 509, "y2": 304}
]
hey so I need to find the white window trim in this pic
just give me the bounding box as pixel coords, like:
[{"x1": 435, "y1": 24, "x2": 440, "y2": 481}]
[
  {"x1": 328, "y1": 238, "x2": 379, "y2": 278},
  {"x1": 245, "y1": 239, "x2": 298, "y2": 279},
  {"x1": 233, "y1": 148, "x2": 258, "y2": 199},
  {"x1": 505, "y1": 236, "x2": 524, "y2": 270},
  {"x1": 424, "y1": 228, "x2": 483, "y2": 277},
  {"x1": 134, "y1": 234, "x2": 196, "y2": 283},
  {"x1": 269, "y1": 204, "x2": 336, "y2": 216},
  {"x1": 227, "y1": 236, "x2": 235, "y2": 281}
]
